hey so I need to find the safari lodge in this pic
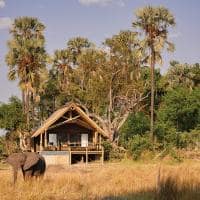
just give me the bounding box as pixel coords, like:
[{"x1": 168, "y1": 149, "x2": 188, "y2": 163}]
[{"x1": 31, "y1": 102, "x2": 108, "y2": 165}]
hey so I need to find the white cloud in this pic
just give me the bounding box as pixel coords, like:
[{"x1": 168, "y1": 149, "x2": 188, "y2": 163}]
[
  {"x1": 0, "y1": 17, "x2": 12, "y2": 30},
  {"x1": 78, "y1": 0, "x2": 125, "y2": 7},
  {"x1": 0, "y1": 0, "x2": 5, "y2": 8}
]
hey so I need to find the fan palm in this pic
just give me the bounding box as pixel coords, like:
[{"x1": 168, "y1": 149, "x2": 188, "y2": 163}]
[
  {"x1": 133, "y1": 6, "x2": 175, "y2": 140},
  {"x1": 6, "y1": 17, "x2": 47, "y2": 130}
]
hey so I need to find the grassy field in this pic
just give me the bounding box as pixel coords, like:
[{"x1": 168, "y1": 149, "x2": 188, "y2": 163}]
[{"x1": 0, "y1": 160, "x2": 199, "y2": 200}]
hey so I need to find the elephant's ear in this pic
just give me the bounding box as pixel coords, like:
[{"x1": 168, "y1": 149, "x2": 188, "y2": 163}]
[
  {"x1": 23, "y1": 152, "x2": 40, "y2": 170},
  {"x1": 6, "y1": 153, "x2": 26, "y2": 169}
]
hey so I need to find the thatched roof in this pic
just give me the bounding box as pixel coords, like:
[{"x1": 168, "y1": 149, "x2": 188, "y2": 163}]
[{"x1": 31, "y1": 102, "x2": 108, "y2": 138}]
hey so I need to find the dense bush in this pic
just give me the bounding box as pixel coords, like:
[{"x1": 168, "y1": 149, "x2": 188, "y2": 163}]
[
  {"x1": 102, "y1": 140, "x2": 112, "y2": 160},
  {"x1": 0, "y1": 136, "x2": 4, "y2": 156},
  {"x1": 0, "y1": 96, "x2": 25, "y2": 131},
  {"x1": 127, "y1": 134, "x2": 153, "y2": 160},
  {"x1": 102, "y1": 140, "x2": 125, "y2": 161},
  {"x1": 155, "y1": 122, "x2": 200, "y2": 150},
  {"x1": 119, "y1": 112, "x2": 150, "y2": 147},
  {"x1": 157, "y1": 88, "x2": 200, "y2": 132}
]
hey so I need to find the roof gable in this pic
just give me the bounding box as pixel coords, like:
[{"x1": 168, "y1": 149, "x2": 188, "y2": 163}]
[{"x1": 31, "y1": 102, "x2": 108, "y2": 138}]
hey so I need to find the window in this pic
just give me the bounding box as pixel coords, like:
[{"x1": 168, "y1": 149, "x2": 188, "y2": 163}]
[{"x1": 48, "y1": 133, "x2": 57, "y2": 146}]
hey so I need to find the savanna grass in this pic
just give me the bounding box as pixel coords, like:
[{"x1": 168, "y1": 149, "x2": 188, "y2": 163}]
[{"x1": 0, "y1": 161, "x2": 199, "y2": 200}]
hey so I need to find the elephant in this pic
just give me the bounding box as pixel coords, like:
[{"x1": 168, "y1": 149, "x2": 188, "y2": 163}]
[{"x1": 6, "y1": 152, "x2": 46, "y2": 183}]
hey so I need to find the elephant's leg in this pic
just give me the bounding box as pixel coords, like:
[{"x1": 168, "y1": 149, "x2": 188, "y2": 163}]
[
  {"x1": 22, "y1": 168, "x2": 25, "y2": 180},
  {"x1": 24, "y1": 170, "x2": 33, "y2": 181},
  {"x1": 13, "y1": 168, "x2": 18, "y2": 184}
]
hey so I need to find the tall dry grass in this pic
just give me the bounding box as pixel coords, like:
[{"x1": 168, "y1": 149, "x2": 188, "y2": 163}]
[{"x1": 0, "y1": 161, "x2": 199, "y2": 200}]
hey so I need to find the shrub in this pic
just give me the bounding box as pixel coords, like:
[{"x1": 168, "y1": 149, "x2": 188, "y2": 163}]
[
  {"x1": 155, "y1": 121, "x2": 200, "y2": 150},
  {"x1": 127, "y1": 134, "x2": 153, "y2": 160},
  {"x1": 102, "y1": 140, "x2": 125, "y2": 161},
  {"x1": 119, "y1": 112, "x2": 150, "y2": 147},
  {"x1": 156, "y1": 87, "x2": 200, "y2": 132},
  {"x1": 102, "y1": 140, "x2": 112, "y2": 160},
  {"x1": 0, "y1": 136, "x2": 4, "y2": 156}
]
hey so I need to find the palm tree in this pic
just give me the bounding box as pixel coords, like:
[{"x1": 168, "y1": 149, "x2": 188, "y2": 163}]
[
  {"x1": 6, "y1": 17, "x2": 47, "y2": 130},
  {"x1": 133, "y1": 6, "x2": 175, "y2": 140},
  {"x1": 53, "y1": 49, "x2": 72, "y2": 91},
  {"x1": 67, "y1": 37, "x2": 92, "y2": 66}
]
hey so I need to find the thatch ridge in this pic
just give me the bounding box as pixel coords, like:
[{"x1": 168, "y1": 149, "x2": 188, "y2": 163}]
[{"x1": 31, "y1": 102, "x2": 108, "y2": 138}]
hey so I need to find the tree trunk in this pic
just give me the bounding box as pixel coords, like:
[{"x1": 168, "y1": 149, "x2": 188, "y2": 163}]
[
  {"x1": 22, "y1": 91, "x2": 25, "y2": 114},
  {"x1": 108, "y1": 84, "x2": 112, "y2": 125},
  {"x1": 150, "y1": 45, "x2": 155, "y2": 141},
  {"x1": 26, "y1": 89, "x2": 30, "y2": 131}
]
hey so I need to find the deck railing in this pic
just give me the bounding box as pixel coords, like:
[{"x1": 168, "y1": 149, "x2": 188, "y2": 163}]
[{"x1": 44, "y1": 142, "x2": 103, "y2": 152}]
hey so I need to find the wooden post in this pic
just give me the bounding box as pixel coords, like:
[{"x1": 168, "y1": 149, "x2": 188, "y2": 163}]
[
  {"x1": 101, "y1": 146, "x2": 104, "y2": 165},
  {"x1": 93, "y1": 132, "x2": 95, "y2": 144},
  {"x1": 94, "y1": 131, "x2": 98, "y2": 145},
  {"x1": 99, "y1": 135, "x2": 102, "y2": 146},
  {"x1": 69, "y1": 147, "x2": 71, "y2": 166},
  {"x1": 86, "y1": 147, "x2": 88, "y2": 165},
  {"x1": 40, "y1": 133, "x2": 43, "y2": 151},
  {"x1": 44, "y1": 129, "x2": 47, "y2": 148}
]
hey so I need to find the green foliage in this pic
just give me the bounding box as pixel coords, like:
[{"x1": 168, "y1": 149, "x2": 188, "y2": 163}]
[
  {"x1": 119, "y1": 112, "x2": 150, "y2": 146},
  {"x1": 6, "y1": 17, "x2": 47, "y2": 86},
  {"x1": 127, "y1": 134, "x2": 153, "y2": 160},
  {"x1": 157, "y1": 87, "x2": 200, "y2": 132},
  {"x1": 155, "y1": 122, "x2": 200, "y2": 150},
  {"x1": 0, "y1": 136, "x2": 5, "y2": 156},
  {"x1": 0, "y1": 96, "x2": 25, "y2": 131},
  {"x1": 0, "y1": 97, "x2": 24, "y2": 155},
  {"x1": 102, "y1": 140, "x2": 125, "y2": 161},
  {"x1": 166, "y1": 61, "x2": 200, "y2": 90},
  {"x1": 177, "y1": 129, "x2": 200, "y2": 149},
  {"x1": 141, "y1": 67, "x2": 166, "y2": 111},
  {"x1": 67, "y1": 37, "x2": 92, "y2": 65},
  {"x1": 133, "y1": 6, "x2": 175, "y2": 56}
]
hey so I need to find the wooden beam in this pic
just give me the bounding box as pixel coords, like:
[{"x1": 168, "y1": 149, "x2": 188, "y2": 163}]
[
  {"x1": 74, "y1": 105, "x2": 108, "y2": 137},
  {"x1": 61, "y1": 115, "x2": 69, "y2": 120},
  {"x1": 44, "y1": 130, "x2": 48, "y2": 147},
  {"x1": 74, "y1": 119, "x2": 94, "y2": 130},
  {"x1": 66, "y1": 119, "x2": 94, "y2": 130},
  {"x1": 48, "y1": 115, "x2": 80, "y2": 130}
]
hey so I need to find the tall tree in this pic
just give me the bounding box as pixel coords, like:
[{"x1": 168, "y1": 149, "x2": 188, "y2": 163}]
[
  {"x1": 133, "y1": 6, "x2": 175, "y2": 140},
  {"x1": 166, "y1": 61, "x2": 200, "y2": 90},
  {"x1": 6, "y1": 17, "x2": 47, "y2": 131},
  {"x1": 64, "y1": 31, "x2": 147, "y2": 142},
  {"x1": 53, "y1": 49, "x2": 72, "y2": 91},
  {"x1": 67, "y1": 37, "x2": 92, "y2": 66}
]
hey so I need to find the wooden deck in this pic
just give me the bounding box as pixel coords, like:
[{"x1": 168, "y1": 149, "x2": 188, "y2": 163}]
[{"x1": 41, "y1": 144, "x2": 104, "y2": 165}]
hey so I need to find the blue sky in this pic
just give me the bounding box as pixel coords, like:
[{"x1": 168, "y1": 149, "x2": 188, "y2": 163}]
[{"x1": 0, "y1": 0, "x2": 200, "y2": 103}]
